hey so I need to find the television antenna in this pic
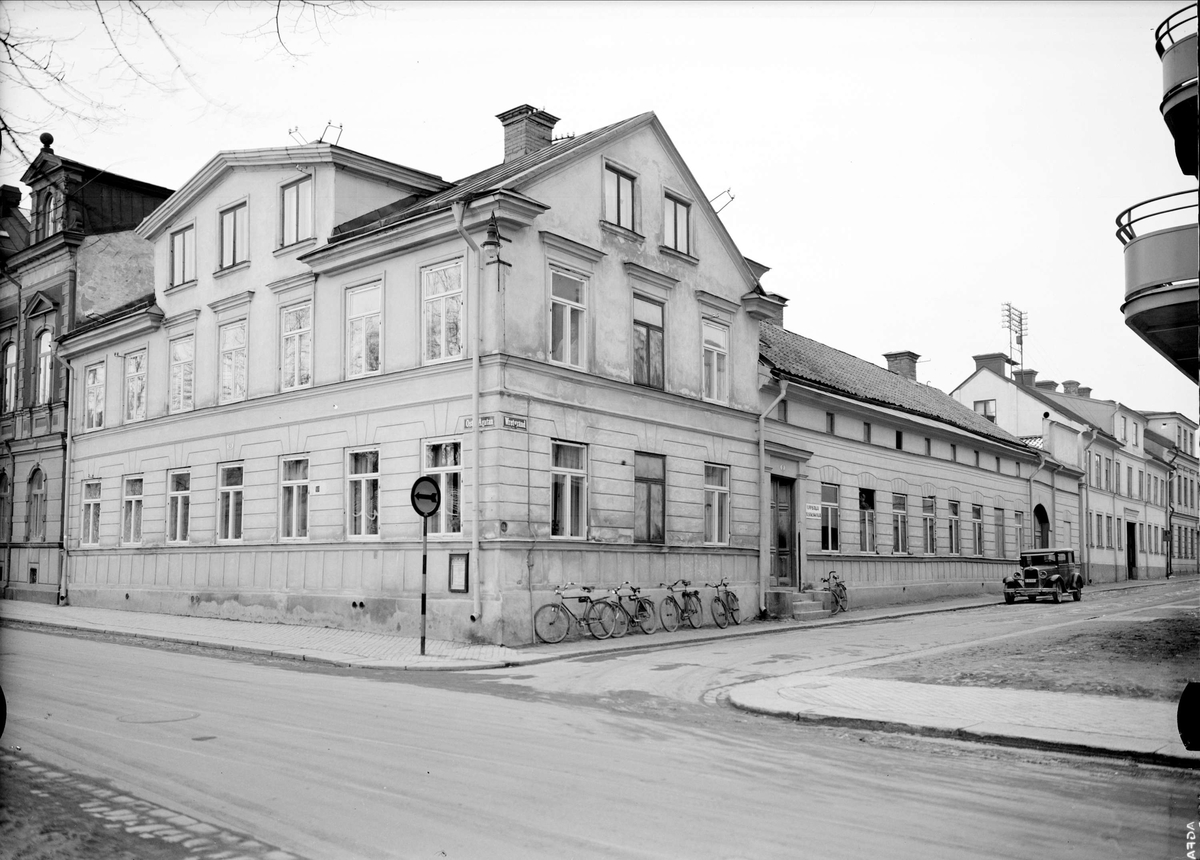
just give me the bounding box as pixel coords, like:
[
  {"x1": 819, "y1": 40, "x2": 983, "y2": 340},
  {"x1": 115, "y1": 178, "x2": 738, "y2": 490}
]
[{"x1": 1001, "y1": 302, "x2": 1028, "y2": 374}]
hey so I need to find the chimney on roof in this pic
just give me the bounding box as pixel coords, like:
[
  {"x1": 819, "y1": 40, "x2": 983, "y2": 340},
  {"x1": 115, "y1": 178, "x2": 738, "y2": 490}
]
[
  {"x1": 973, "y1": 352, "x2": 1009, "y2": 377},
  {"x1": 1077, "y1": 386, "x2": 1092, "y2": 399},
  {"x1": 497, "y1": 105, "x2": 559, "y2": 163},
  {"x1": 883, "y1": 350, "x2": 920, "y2": 381},
  {"x1": 1014, "y1": 368, "x2": 1037, "y2": 387},
  {"x1": 1061, "y1": 380, "x2": 1080, "y2": 395},
  {"x1": 1035, "y1": 379, "x2": 1058, "y2": 392},
  {"x1": 0, "y1": 185, "x2": 20, "y2": 214}
]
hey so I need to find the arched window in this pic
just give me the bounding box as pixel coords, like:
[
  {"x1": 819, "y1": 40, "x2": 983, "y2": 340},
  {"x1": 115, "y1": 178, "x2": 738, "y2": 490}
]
[
  {"x1": 1, "y1": 342, "x2": 15, "y2": 412},
  {"x1": 35, "y1": 330, "x2": 53, "y2": 405},
  {"x1": 35, "y1": 189, "x2": 62, "y2": 242},
  {"x1": 28, "y1": 468, "x2": 46, "y2": 541},
  {"x1": 0, "y1": 470, "x2": 9, "y2": 542}
]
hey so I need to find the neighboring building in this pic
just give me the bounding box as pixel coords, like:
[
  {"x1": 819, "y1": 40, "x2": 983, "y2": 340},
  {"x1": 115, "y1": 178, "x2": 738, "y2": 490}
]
[
  {"x1": 953, "y1": 357, "x2": 1173, "y2": 582},
  {"x1": 1113, "y1": 5, "x2": 1197, "y2": 381},
  {"x1": 0, "y1": 134, "x2": 171, "y2": 603},
  {"x1": 1142, "y1": 411, "x2": 1199, "y2": 577}
]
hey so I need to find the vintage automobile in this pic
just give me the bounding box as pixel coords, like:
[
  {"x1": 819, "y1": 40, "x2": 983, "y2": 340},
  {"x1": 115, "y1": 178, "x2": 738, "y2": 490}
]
[{"x1": 1003, "y1": 547, "x2": 1083, "y2": 604}]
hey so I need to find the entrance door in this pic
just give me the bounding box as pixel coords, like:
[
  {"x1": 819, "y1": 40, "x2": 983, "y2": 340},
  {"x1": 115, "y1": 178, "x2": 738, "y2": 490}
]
[
  {"x1": 770, "y1": 476, "x2": 796, "y2": 588},
  {"x1": 1034, "y1": 504, "x2": 1050, "y2": 548},
  {"x1": 1126, "y1": 522, "x2": 1137, "y2": 579}
]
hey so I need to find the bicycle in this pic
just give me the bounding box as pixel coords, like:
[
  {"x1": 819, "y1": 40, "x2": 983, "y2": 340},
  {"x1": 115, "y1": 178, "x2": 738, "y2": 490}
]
[
  {"x1": 707, "y1": 578, "x2": 741, "y2": 628},
  {"x1": 822, "y1": 570, "x2": 848, "y2": 615},
  {"x1": 533, "y1": 583, "x2": 617, "y2": 643},
  {"x1": 658, "y1": 579, "x2": 703, "y2": 632},
  {"x1": 605, "y1": 582, "x2": 659, "y2": 637}
]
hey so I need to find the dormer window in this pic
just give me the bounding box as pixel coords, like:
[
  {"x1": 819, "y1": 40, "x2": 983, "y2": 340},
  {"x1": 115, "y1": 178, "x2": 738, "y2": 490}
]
[
  {"x1": 220, "y1": 202, "x2": 248, "y2": 269},
  {"x1": 34, "y1": 189, "x2": 63, "y2": 242},
  {"x1": 663, "y1": 194, "x2": 690, "y2": 255},
  {"x1": 281, "y1": 176, "x2": 313, "y2": 247},
  {"x1": 604, "y1": 166, "x2": 636, "y2": 231},
  {"x1": 171, "y1": 226, "x2": 196, "y2": 285}
]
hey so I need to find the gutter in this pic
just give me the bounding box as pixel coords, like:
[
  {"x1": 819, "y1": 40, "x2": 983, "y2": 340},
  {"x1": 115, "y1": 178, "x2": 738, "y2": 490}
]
[{"x1": 758, "y1": 379, "x2": 789, "y2": 614}]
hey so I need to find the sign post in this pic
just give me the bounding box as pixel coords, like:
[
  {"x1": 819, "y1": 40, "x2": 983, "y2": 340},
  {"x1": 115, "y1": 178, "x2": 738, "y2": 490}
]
[{"x1": 410, "y1": 476, "x2": 442, "y2": 656}]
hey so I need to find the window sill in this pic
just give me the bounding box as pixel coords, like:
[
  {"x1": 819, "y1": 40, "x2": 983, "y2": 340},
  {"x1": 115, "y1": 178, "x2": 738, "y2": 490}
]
[
  {"x1": 599, "y1": 220, "x2": 645, "y2": 244},
  {"x1": 275, "y1": 237, "x2": 317, "y2": 257},
  {"x1": 659, "y1": 245, "x2": 698, "y2": 265},
  {"x1": 165, "y1": 279, "x2": 197, "y2": 295},
  {"x1": 213, "y1": 260, "x2": 251, "y2": 280}
]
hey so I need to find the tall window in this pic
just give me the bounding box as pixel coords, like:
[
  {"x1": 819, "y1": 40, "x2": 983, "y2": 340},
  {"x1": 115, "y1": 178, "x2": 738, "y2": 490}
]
[
  {"x1": 27, "y1": 469, "x2": 46, "y2": 541},
  {"x1": 633, "y1": 296, "x2": 664, "y2": 389},
  {"x1": 84, "y1": 362, "x2": 105, "y2": 429},
  {"x1": 281, "y1": 176, "x2": 313, "y2": 246},
  {"x1": 35, "y1": 188, "x2": 62, "y2": 241},
  {"x1": 891, "y1": 494, "x2": 908, "y2": 554},
  {"x1": 281, "y1": 457, "x2": 309, "y2": 539},
  {"x1": 826, "y1": 413, "x2": 835, "y2": 434},
  {"x1": 81, "y1": 480, "x2": 101, "y2": 546},
  {"x1": 1015, "y1": 511, "x2": 1025, "y2": 552},
  {"x1": 122, "y1": 476, "x2": 143, "y2": 545},
  {"x1": 2, "y1": 343, "x2": 15, "y2": 412},
  {"x1": 994, "y1": 508, "x2": 1006, "y2": 558},
  {"x1": 971, "y1": 505, "x2": 983, "y2": 556},
  {"x1": 973, "y1": 400, "x2": 996, "y2": 422},
  {"x1": 219, "y1": 321, "x2": 247, "y2": 404},
  {"x1": 169, "y1": 335, "x2": 194, "y2": 413},
  {"x1": 863, "y1": 423, "x2": 872, "y2": 444},
  {"x1": 663, "y1": 195, "x2": 689, "y2": 254},
  {"x1": 704, "y1": 464, "x2": 729, "y2": 545},
  {"x1": 604, "y1": 166, "x2": 635, "y2": 230},
  {"x1": 167, "y1": 470, "x2": 190, "y2": 543},
  {"x1": 1104, "y1": 515, "x2": 1111, "y2": 548},
  {"x1": 35, "y1": 330, "x2": 53, "y2": 405},
  {"x1": 550, "y1": 270, "x2": 585, "y2": 368},
  {"x1": 1104, "y1": 458, "x2": 1111, "y2": 491},
  {"x1": 220, "y1": 203, "x2": 248, "y2": 268},
  {"x1": 1138, "y1": 470, "x2": 1144, "y2": 498},
  {"x1": 218, "y1": 464, "x2": 244, "y2": 541},
  {"x1": 423, "y1": 261, "x2": 463, "y2": 363},
  {"x1": 1094, "y1": 453, "x2": 1102, "y2": 488},
  {"x1": 948, "y1": 501, "x2": 961, "y2": 554},
  {"x1": 922, "y1": 496, "x2": 937, "y2": 553},
  {"x1": 281, "y1": 302, "x2": 313, "y2": 390},
  {"x1": 551, "y1": 442, "x2": 587, "y2": 539},
  {"x1": 896, "y1": 431, "x2": 904, "y2": 450},
  {"x1": 634, "y1": 453, "x2": 665, "y2": 544},
  {"x1": 124, "y1": 349, "x2": 147, "y2": 422},
  {"x1": 425, "y1": 442, "x2": 462, "y2": 535},
  {"x1": 347, "y1": 283, "x2": 381, "y2": 378},
  {"x1": 171, "y1": 226, "x2": 195, "y2": 285},
  {"x1": 702, "y1": 321, "x2": 728, "y2": 403},
  {"x1": 924, "y1": 438, "x2": 932, "y2": 456},
  {"x1": 820, "y1": 483, "x2": 840, "y2": 551},
  {"x1": 950, "y1": 444, "x2": 957, "y2": 462},
  {"x1": 858, "y1": 488, "x2": 876, "y2": 552},
  {"x1": 348, "y1": 450, "x2": 380, "y2": 538}
]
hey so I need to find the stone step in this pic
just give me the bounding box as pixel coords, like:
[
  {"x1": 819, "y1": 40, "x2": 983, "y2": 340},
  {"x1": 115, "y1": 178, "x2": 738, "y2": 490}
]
[{"x1": 793, "y1": 603, "x2": 830, "y2": 621}]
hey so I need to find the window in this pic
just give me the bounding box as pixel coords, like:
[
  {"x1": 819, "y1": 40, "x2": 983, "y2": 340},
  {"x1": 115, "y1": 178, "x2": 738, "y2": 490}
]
[
  {"x1": 1138, "y1": 470, "x2": 1144, "y2": 498},
  {"x1": 84, "y1": 362, "x2": 105, "y2": 429},
  {"x1": 281, "y1": 457, "x2": 309, "y2": 539},
  {"x1": 1104, "y1": 458, "x2": 1111, "y2": 491},
  {"x1": 826, "y1": 413, "x2": 835, "y2": 434},
  {"x1": 948, "y1": 501, "x2": 961, "y2": 554},
  {"x1": 27, "y1": 469, "x2": 46, "y2": 540},
  {"x1": 2, "y1": 343, "x2": 15, "y2": 411},
  {"x1": 922, "y1": 496, "x2": 937, "y2": 553},
  {"x1": 702, "y1": 321, "x2": 728, "y2": 402},
  {"x1": 820, "y1": 483, "x2": 840, "y2": 551},
  {"x1": 219, "y1": 321, "x2": 247, "y2": 404},
  {"x1": 347, "y1": 283, "x2": 381, "y2": 377},
  {"x1": 1096, "y1": 513, "x2": 1103, "y2": 547},
  {"x1": 896, "y1": 431, "x2": 903, "y2": 450},
  {"x1": 81, "y1": 480, "x2": 101, "y2": 546},
  {"x1": 281, "y1": 176, "x2": 313, "y2": 247},
  {"x1": 863, "y1": 423, "x2": 872, "y2": 444},
  {"x1": 1138, "y1": 522, "x2": 1144, "y2": 550},
  {"x1": 604, "y1": 166, "x2": 635, "y2": 231},
  {"x1": 423, "y1": 261, "x2": 463, "y2": 363},
  {"x1": 1115, "y1": 461, "x2": 1121, "y2": 495},
  {"x1": 169, "y1": 335, "x2": 194, "y2": 413},
  {"x1": 973, "y1": 400, "x2": 996, "y2": 422},
  {"x1": 551, "y1": 442, "x2": 587, "y2": 539},
  {"x1": 281, "y1": 302, "x2": 312, "y2": 390},
  {"x1": 171, "y1": 226, "x2": 195, "y2": 285},
  {"x1": 995, "y1": 456, "x2": 1001, "y2": 473},
  {"x1": 994, "y1": 508, "x2": 1006, "y2": 557},
  {"x1": 425, "y1": 442, "x2": 462, "y2": 535},
  {"x1": 663, "y1": 195, "x2": 689, "y2": 254},
  {"x1": 858, "y1": 489, "x2": 876, "y2": 552},
  {"x1": 971, "y1": 505, "x2": 983, "y2": 556},
  {"x1": 124, "y1": 349, "x2": 147, "y2": 422},
  {"x1": 218, "y1": 464, "x2": 244, "y2": 541},
  {"x1": 167, "y1": 470, "x2": 190, "y2": 543},
  {"x1": 35, "y1": 330, "x2": 53, "y2": 405},
  {"x1": 775, "y1": 400, "x2": 788, "y2": 422},
  {"x1": 949, "y1": 444, "x2": 957, "y2": 463},
  {"x1": 891, "y1": 494, "x2": 908, "y2": 554},
  {"x1": 1133, "y1": 424, "x2": 1138, "y2": 446},
  {"x1": 1121, "y1": 416, "x2": 1127, "y2": 440},
  {"x1": 1086, "y1": 510, "x2": 1092, "y2": 546},
  {"x1": 634, "y1": 453, "x2": 665, "y2": 544},
  {"x1": 35, "y1": 188, "x2": 62, "y2": 241},
  {"x1": 220, "y1": 203, "x2": 248, "y2": 268},
  {"x1": 1094, "y1": 453, "x2": 1102, "y2": 488},
  {"x1": 550, "y1": 270, "x2": 585, "y2": 368},
  {"x1": 704, "y1": 464, "x2": 729, "y2": 545},
  {"x1": 973, "y1": 451, "x2": 980, "y2": 468},
  {"x1": 924, "y1": 438, "x2": 932, "y2": 456},
  {"x1": 122, "y1": 476, "x2": 143, "y2": 545},
  {"x1": 348, "y1": 450, "x2": 380, "y2": 538},
  {"x1": 633, "y1": 296, "x2": 664, "y2": 390}
]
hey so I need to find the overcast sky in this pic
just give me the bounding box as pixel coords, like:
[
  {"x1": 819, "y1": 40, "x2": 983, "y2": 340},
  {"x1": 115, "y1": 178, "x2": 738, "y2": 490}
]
[{"x1": 3, "y1": 0, "x2": 1194, "y2": 416}]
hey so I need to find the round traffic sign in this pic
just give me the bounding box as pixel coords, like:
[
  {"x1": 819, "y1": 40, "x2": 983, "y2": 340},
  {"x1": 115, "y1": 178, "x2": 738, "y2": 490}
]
[{"x1": 410, "y1": 476, "x2": 441, "y2": 518}]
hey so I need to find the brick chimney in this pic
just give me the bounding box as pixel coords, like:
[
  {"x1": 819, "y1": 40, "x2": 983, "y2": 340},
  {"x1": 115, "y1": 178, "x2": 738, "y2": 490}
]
[
  {"x1": 883, "y1": 350, "x2": 920, "y2": 381},
  {"x1": 972, "y1": 352, "x2": 1009, "y2": 377},
  {"x1": 1014, "y1": 368, "x2": 1038, "y2": 387},
  {"x1": 1034, "y1": 379, "x2": 1058, "y2": 392},
  {"x1": 497, "y1": 105, "x2": 559, "y2": 163},
  {"x1": 1061, "y1": 380, "x2": 1080, "y2": 395},
  {"x1": 0, "y1": 185, "x2": 20, "y2": 214},
  {"x1": 1077, "y1": 386, "x2": 1092, "y2": 399}
]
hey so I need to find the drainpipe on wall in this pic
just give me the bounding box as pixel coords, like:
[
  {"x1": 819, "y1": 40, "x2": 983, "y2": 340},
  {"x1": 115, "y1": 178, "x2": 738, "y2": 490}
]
[
  {"x1": 757, "y1": 379, "x2": 788, "y2": 615},
  {"x1": 1079, "y1": 427, "x2": 1098, "y2": 583},
  {"x1": 3, "y1": 440, "x2": 13, "y2": 593},
  {"x1": 1026, "y1": 451, "x2": 1047, "y2": 549},
  {"x1": 1166, "y1": 448, "x2": 1179, "y2": 578},
  {"x1": 56, "y1": 354, "x2": 74, "y2": 605},
  {"x1": 451, "y1": 200, "x2": 483, "y2": 624}
]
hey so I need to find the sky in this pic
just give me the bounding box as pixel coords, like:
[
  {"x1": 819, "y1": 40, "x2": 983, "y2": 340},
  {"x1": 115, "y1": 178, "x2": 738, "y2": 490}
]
[{"x1": 2, "y1": 0, "x2": 1195, "y2": 416}]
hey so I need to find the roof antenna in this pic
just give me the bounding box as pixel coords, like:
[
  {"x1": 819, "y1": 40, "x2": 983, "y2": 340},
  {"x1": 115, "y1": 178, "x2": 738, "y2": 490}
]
[
  {"x1": 709, "y1": 188, "x2": 735, "y2": 214},
  {"x1": 288, "y1": 126, "x2": 308, "y2": 145},
  {"x1": 317, "y1": 122, "x2": 343, "y2": 145}
]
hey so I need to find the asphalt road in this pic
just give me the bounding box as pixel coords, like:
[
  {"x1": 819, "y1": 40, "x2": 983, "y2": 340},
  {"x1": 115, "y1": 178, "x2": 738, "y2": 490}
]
[{"x1": 1, "y1": 583, "x2": 1194, "y2": 859}]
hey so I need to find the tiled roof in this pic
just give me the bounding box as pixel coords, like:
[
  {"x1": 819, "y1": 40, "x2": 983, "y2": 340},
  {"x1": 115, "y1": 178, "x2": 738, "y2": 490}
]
[
  {"x1": 1021, "y1": 436, "x2": 1045, "y2": 449},
  {"x1": 760, "y1": 322, "x2": 1028, "y2": 449}
]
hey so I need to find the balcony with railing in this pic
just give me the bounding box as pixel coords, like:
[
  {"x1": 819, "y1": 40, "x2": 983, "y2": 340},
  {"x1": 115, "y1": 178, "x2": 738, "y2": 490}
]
[
  {"x1": 1156, "y1": 5, "x2": 1197, "y2": 176},
  {"x1": 1115, "y1": 190, "x2": 1198, "y2": 381}
]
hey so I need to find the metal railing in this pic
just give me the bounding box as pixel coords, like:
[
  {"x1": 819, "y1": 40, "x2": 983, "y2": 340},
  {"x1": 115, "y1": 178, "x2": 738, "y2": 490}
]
[
  {"x1": 1114, "y1": 190, "x2": 1198, "y2": 245},
  {"x1": 1156, "y1": 5, "x2": 1197, "y2": 57}
]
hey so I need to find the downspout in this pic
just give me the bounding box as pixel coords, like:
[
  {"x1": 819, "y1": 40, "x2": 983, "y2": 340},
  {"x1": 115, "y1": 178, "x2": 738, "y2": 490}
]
[
  {"x1": 1079, "y1": 427, "x2": 1098, "y2": 583},
  {"x1": 757, "y1": 379, "x2": 789, "y2": 614},
  {"x1": 57, "y1": 354, "x2": 74, "y2": 604},
  {"x1": 451, "y1": 200, "x2": 483, "y2": 623},
  {"x1": 1166, "y1": 448, "x2": 1179, "y2": 578},
  {"x1": 1027, "y1": 451, "x2": 1047, "y2": 551},
  {"x1": 3, "y1": 440, "x2": 13, "y2": 593}
]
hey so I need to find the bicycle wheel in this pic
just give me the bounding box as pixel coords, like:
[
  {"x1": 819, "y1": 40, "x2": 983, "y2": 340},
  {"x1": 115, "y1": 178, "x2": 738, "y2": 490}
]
[
  {"x1": 684, "y1": 593, "x2": 703, "y2": 629},
  {"x1": 533, "y1": 603, "x2": 570, "y2": 644},
  {"x1": 608, "y1": 601, "x2": 630, "y2": 638},
  {"x1": 659, "y1": 596, "x2": 681, "y2": 632},
  {"x1": 831, "y1": 584, "x2": 848, "y2": 615},
  {"x1": 725, "y1": 591, "x2": 741, "y2": 625},
  {"x1": 711, "y1": 596, "x2": 729, "y2": 629},
  {"x1": 635, "y1": 597, "x2": 658, "y2": 634},
  {"x1": 585, "y1": 600, "x2": 616, "y2": 639}
]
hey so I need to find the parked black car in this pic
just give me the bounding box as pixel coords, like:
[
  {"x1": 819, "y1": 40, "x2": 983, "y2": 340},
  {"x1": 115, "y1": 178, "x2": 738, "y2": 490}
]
[{"x1": 1003, "y1": 548, "x2": 1083, "y2": 604}]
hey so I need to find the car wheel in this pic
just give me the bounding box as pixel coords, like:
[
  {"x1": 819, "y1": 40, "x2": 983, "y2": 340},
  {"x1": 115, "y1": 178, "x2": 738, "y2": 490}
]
[
  {"x1": 1051, "y1": 583, "x2": 1063, "y2": 604},
  {"x1": 1004, "y1": 591, "x2": 1015, "y2": 605},
  {"x1": 1072, "y1": 589, "x2": 1082, "y2": 601}
]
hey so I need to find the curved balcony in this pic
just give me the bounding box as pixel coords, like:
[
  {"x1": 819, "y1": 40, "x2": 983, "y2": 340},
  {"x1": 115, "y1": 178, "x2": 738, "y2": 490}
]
[
  {"x1": 1115, "y1": 191, "x2": 1198, "y2": 382},
  {"x1": 1156, "y1": 5, "x2": 1197, "y2": 176}
]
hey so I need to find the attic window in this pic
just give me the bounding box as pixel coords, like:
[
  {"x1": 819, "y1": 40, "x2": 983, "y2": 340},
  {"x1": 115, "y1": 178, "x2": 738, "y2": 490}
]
[
  {"x1": 35, "y1": 189, "x2": 63, "y2": 242},
  {"x1": 663, "y1": 194, "x2": 689, "y2": 255},
  {"x1": 973, "y1": 399, "x2": 996, "y2": 423},
  {"x1": 604, "y1": 166, "x2": 636, "y2": 231}
]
